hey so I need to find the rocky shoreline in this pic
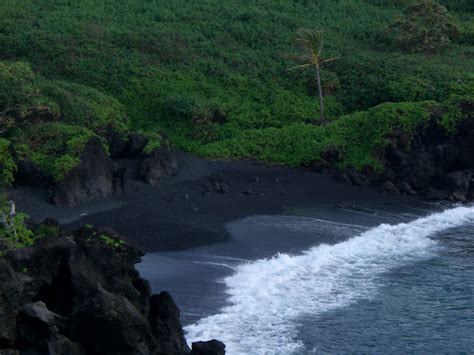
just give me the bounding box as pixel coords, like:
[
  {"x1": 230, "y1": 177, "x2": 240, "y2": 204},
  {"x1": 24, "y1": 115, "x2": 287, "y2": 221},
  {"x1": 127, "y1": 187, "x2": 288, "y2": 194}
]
[
  {"x1": 312, "y1": 112, "x2": 474, "y2": 202},
  {"x1": 0, "y1": 221, "x2": 225, "y2": 354},
  {"x1": 11, "y1": 103, "x2": 474, "y2": 212},
  {"x1": 14, "y1": 129, "x2": 178, "y2": 208},
  {"x1": 14, "y1": 116, "x2": 474, "y2": 217},
  {"x1": 5, "y1": 112, "x2": 474, "y2": 355}
]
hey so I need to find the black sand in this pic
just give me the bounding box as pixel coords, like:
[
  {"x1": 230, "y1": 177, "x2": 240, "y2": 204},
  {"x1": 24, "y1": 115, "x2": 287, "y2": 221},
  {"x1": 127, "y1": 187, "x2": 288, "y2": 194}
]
[{"x1": 14, "y1": 152, "x2": 416, "y2": 252}]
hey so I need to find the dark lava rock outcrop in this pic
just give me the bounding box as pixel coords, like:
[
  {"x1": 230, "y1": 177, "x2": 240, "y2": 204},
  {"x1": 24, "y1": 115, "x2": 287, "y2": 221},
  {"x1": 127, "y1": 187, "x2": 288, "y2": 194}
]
[
  {"x1": 52, "y1": 137, "x2": 125, "y2": 207},
  {"x1": 14, "y1": 128, "x2": 178, "y2": 207},
  {"x1": 191, "y1": 340, "x2": 226, "y2": 355},
  {"x1": 138, "y1": 147, "x2": 178, "y2": 186},
  {"x1": 313, "y1": 104, "x2": 474, "y2": 201},
  {"x1": 122, "y1": 132, "x2": 150, "y2": 158},
  {"x1": 377, "y1": 116, "x2": 474, "y2": 201},
  {"x1": 102, "y1": 125, "x2": 128, "y2": 159},
  {"x1": 0, "y1": 225, "x2": 224, "y2": 354}
]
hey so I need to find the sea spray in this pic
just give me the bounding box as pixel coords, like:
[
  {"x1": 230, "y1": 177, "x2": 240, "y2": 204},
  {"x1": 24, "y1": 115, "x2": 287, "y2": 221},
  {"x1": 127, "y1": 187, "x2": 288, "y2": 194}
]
[{"x1": 185, "y1": 206, "x2": 474, "y2": 355}]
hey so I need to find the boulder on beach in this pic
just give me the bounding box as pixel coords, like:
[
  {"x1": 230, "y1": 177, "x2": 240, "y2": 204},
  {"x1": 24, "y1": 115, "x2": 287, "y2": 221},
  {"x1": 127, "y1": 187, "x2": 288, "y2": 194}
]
[
  {"x1": 138, "y1": 146, "x2": 178, "y2": 186},
  {"x1": 52, "y1": 137, "x2": 125, "y2": 207}
]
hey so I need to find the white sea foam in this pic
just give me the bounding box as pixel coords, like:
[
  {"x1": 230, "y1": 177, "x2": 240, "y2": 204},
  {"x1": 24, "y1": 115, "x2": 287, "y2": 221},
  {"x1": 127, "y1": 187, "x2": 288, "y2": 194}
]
[{"x1": 185, "y1": 206, "x2": 474, "y2": 355}]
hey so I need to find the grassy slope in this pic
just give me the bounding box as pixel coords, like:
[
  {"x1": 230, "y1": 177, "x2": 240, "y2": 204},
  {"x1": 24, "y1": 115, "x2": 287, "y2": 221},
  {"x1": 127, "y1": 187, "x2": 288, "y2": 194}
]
[{"x1": 0, "y1": 0, "x2": 473, "y2": 171}]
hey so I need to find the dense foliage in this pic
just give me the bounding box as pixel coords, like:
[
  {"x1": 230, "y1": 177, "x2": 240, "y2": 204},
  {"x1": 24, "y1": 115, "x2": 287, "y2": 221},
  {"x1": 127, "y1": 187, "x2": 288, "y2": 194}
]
[
  {"x1": 200, "y1": 101, "x2": 437, "y2": 168},
  {"x1": 11, "y1": 122, "x2": 99, "y2": 181},
  {"x1": 0, "y1": 61, "x2": 58, "y2": 133},
  {"x1": 390, "y1": 0, "x2": 460, "y2": 53},
  {"x1": 0, "y1": 211, "x2": 35, "y2": 249},
  {"x1": 0, "y1": 0, "x2": 472, "y2": 174},
  {"x1": 0, "y1": 138, "x2": 16, "y2": 188}
]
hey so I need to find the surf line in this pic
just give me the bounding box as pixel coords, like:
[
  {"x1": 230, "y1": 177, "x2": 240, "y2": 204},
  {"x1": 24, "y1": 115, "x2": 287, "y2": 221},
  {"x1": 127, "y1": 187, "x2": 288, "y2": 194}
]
[{"x1": 185, "y1": 206, "x2": 474, "y2": 355}]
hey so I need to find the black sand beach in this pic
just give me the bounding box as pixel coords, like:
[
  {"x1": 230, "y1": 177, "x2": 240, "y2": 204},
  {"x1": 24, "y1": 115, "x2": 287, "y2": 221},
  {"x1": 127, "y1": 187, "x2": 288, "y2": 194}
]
[{"x1": 14, "y1": 152, "x2": 416, "y2": 252}]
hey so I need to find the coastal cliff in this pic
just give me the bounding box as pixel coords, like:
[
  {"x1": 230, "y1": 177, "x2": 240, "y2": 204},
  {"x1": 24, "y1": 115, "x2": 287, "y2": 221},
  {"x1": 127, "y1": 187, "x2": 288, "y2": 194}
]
[{"x1": 0, "y1": 222, "x2": 224, "y2": 354}]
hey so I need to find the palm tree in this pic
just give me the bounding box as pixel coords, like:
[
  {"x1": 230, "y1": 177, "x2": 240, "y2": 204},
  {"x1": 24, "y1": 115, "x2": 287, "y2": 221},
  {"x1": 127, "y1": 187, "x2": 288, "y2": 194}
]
[{"x1": 287, "y1": 29, "x2": 338, "y2": 124}]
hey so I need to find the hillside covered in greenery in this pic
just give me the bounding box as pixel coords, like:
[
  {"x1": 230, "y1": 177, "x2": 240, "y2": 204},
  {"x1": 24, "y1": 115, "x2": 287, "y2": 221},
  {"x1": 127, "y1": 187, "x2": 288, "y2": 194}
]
[{"x1": 0, "y1": 0, "x2": 473, "y2": 184}]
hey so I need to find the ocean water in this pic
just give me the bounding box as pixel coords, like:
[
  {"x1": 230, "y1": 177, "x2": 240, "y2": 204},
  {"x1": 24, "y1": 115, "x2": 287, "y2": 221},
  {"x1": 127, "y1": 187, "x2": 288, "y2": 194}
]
[{"x1": 138, "y1": 202, "x2": 474, "y2": 354}]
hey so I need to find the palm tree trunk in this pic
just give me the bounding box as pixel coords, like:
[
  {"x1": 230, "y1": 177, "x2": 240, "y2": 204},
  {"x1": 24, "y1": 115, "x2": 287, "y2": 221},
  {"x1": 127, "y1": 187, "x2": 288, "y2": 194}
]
[{"x1": 314, "y1": 65, "x2": 324, "y2": 124}]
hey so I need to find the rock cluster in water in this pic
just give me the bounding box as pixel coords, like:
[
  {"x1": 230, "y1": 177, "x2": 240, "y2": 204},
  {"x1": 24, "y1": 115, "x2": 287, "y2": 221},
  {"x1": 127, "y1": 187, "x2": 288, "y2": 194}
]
[{"x1": 0, "y1": 223, "x2": 224, "y2": 354}]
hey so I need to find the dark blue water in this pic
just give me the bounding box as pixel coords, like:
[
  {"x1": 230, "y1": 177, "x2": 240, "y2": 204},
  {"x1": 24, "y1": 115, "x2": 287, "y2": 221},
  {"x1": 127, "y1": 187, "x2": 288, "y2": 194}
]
[
  {"x1": 299, "y1": 227, "x2": 474, "y2": 354},
  {"x1": 138, "y1": 202, "x2": 474, "y2": 354}
]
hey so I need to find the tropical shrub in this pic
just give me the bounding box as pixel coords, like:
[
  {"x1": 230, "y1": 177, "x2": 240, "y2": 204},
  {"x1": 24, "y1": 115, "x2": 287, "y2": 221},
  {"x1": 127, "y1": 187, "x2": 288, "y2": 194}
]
[
  {"x1": 387, "y1": 76, "x2": 436, "y2": 102},
  {"x1": 0, "y1": 61, "x2": 58, "y2": 133},
  {"x1": 0, "y1": 0, "x2": 471, "y2": 177},
  {"x1": 0, "y1": 211, "x2": 35, "y2": 249},
  {"x1": 41, "y1": 80, "x2": 129, "y2": 132},
  {"x1": 11, "y1": 123, "x2": 98, "y2": 181},
  {"x1": 0, "y1": 139, "x2": 16, "y2": 188},
  {"x1": 201, "y1": 101, "x2": 437, "y2": 169},
  {"x1": 390, "y1": 0, "x2": 460, "y2": 53}
]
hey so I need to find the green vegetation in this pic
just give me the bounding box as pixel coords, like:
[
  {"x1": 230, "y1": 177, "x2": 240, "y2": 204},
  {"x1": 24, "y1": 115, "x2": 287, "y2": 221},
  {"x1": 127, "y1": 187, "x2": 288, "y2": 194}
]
[
  {"x1": 390, "y1": 0, "x2": 460, "y2": 53},
  {"x1": 85, "y1": 228, "x2": 126, "y2": 250},
  {"x1": 287, "y1": 29, "x2": 339, "y2": 123},
  {"x1": 0, "y1": 60, "x2": 125, "y2": 180},
  {"x1": 11, "y1": 122, "x2": 99, "y2": 181},
  {"x1": 0, "y1": 0, "x2": 472, "y2": 179},
  {"x1": 36, "y1": 223, "x2": 60, "y2": 239},
  {"x1": 201, "y1": 101, "x2": 437, "y2": 168},
  {"x1": 143, "y1": 132, "x2": 164, "y2": 154},
  {"x1": 98, "y1": 234, "x2": 126, "y2": 249},
  {"x1": 0, "y1": 210, "x2": 35, "y2": 249},
  {"x1": 0, "y1": 61, "x2": 59, "y2": 134},
  {"x1": 41, "y1": 80, "x2": 129, "y2": 132},
  {"x1": 0, "y1": 138, "x2": 16, "y2": 188}
]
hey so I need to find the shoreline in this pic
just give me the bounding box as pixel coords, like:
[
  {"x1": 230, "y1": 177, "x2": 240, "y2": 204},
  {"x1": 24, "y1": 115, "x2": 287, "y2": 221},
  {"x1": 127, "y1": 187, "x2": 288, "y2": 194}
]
[{"x1": 14, "y1": 152, "x2": 418, "y2": 252}]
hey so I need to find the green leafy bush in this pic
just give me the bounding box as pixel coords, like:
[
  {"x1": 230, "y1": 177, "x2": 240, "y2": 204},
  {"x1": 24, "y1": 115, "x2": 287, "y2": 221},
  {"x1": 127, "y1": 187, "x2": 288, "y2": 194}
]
[
  {"x1": 390, "y1": 0, "x2": 460, "y2": 53},
  {"x1": 11, "y1": 123, "x2": 98, "y2": 181},
  {"x1": 0, "y1": 139, "x2": 16, "y2": 188},
  {"x1": 457, "y1": 21, "x2": 474, "y2": 45},
  {"x1": 41, "y1": 80, "x2": 129, "y2": 132},
  {"x1": 330, "y1": 101, "x2": 436, "y2": 169},
  {"x1": 0, "y1": 212, "x2": 35, "y2": 249},
  {"x1": 387, "y1": 76, "x2": 436, "y2": 102},
  {"x1": 98, "y1": 234, "x2": 126, "y2": 249},
  {"x1": 201, "y1": 101, "x2": 437, "y2": 169},
  {"x1": 440, "y1": 75, "x2": 474, "y2": 133},
  {"x1": 84, "y1": 228, "x2": 126, "y2": 249},
  {"x1": 0, "y1": 62, "x2": 130, "y2": 186},
  {"x1": 0, "y1": 211, "x2": 59, "y2": 250},
  {"x1": 36, "y1": 223, "x2": 60, "y2": 239},
  {"x1": 0, "y1": 61, "x2": 59, "y2": 132},
  {"x1": 142, "y1": 133, "x2": 163, "y2": 154}
]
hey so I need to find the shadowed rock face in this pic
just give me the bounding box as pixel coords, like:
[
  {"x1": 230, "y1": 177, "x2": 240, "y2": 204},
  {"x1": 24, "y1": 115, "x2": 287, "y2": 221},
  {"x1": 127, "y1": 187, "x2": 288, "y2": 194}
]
[
  {"x1": 0, "y1": 225, "x2": 225, "y2": 354},
  {"x1": 102, "y1": 125, "x2": 128, "y2": 159},
  {"x1": 29, "y1": 130, "x2": 176, "y2": 207},
  {"x1": 122, "y1": 132, "x2": 150, "y2": 158},
  {"x1": 52, "y1": 137, "x2": 125, "y2": 207},
  {"x1": 138, "y1": 147, "x2": 178, "y2": 186},
  {"x1": 0, "y1": 291, "x2": 16, "y2": 348},
  {"x1": 378, "y1": 115, "x2": 474, "y2": 201}
]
